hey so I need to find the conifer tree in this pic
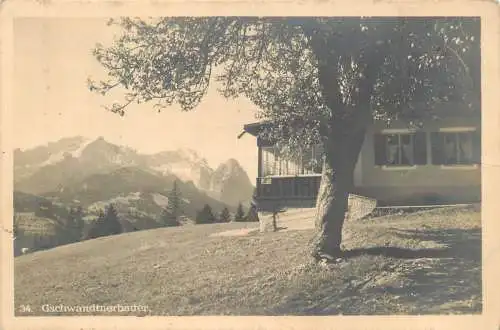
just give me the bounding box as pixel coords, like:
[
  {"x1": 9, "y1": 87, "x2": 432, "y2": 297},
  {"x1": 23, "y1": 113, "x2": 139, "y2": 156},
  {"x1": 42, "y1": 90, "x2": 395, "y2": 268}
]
[
  {"x1": 103, "y1": 204, "x2": 122, "y2": 235},
  {"x1": 160, "y1": 207, "x2": 180, "y2": 227},
  {"x1": 218, "y1": 207, "x2": 231, "y2": 223},
  {"x1": 234, "y1": 203, "x2": 245, "y2": 222},
  {"x1": 165, "y1": 180, "x2": 183, "y2": 224},
  {"x1": 66, "y1": 206, "x2": 85, "y2": 242},
  {"x1": 196, "y1": 204, "x2": 216, "y2": 224},
  {"x1": 85, "y1": 204, "x2": 122, "y2": 239}
]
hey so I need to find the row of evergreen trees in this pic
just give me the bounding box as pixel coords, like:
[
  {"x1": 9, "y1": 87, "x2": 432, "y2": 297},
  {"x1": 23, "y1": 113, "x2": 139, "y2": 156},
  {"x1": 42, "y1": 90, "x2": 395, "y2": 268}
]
[
  {"x1": 194, "y1": 203, "x2": 256, "y2": 224},
  {"x1": 79, "y1": 180, "x2": 258, "y2": 240},
  {"x1": 84, "y1": 198, "x2": 257, "y2": 241},
  {"x1": 18, "y1": 180, "x2": 259, "y2": 246},
  {"x1": 160, "y1": 180, "x2": 257, "y2": 226}
]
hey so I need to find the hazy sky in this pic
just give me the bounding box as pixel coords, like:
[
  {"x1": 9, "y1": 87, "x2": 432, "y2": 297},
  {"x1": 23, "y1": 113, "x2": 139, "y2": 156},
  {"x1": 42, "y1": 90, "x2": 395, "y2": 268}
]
[{"x1": 13, "y1": 18, "x2": 260, "y2": 178}]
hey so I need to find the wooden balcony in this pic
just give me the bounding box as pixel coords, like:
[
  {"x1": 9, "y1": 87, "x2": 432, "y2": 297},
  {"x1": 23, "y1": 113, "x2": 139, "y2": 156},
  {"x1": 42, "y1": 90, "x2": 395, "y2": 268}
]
[{"x1": 256, "y1": 175, "x2": 322, "y2": 200}]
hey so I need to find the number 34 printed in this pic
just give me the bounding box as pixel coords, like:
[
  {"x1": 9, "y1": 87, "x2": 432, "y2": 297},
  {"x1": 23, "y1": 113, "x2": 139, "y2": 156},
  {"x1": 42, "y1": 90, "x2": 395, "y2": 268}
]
[{"x1": 18, "y1": 305, "x2": 33, "y2": 313}]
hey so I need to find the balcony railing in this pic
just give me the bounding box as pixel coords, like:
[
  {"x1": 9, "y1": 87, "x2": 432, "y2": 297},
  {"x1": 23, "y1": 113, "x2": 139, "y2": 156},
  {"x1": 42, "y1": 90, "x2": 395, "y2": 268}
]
[{"x1": 256, "y1": 175, "x2": 322, "y2": 199}]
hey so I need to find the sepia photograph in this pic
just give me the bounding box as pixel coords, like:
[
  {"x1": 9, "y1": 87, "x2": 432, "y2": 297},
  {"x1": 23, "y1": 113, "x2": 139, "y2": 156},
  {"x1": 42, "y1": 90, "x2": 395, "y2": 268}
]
[{"x1": 1, "y1": 0, "x2": 499, "y2": 328}]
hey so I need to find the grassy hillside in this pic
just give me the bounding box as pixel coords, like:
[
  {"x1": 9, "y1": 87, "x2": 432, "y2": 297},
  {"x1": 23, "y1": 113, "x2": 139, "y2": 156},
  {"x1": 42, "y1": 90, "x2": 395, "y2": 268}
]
[{"x1": 14, "y1": 206, "x2": 481, "y2": 315}]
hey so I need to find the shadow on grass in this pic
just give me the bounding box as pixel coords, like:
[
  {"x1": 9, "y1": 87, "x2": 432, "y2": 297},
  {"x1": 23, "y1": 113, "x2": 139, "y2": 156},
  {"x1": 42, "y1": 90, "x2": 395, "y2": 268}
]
[
  {"x1": 272, "y1": 227, "x2": 481, "y2": 315},
  {"x1": 341, "y1": 246, "x2": 449, "y2": 259},
  {"x1": 378, "y1": 227, "x2": 482, "y2": 314}
]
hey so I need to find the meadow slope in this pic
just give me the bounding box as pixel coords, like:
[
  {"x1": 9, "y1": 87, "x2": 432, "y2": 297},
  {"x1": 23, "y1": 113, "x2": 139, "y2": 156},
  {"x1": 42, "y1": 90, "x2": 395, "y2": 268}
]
[{"x1": 14, "y1": 206, "x2": 481, "y2": 315}]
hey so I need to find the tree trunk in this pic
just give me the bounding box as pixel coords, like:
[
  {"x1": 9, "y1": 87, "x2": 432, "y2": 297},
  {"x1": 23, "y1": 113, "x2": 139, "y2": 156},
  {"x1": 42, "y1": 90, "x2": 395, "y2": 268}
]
[
  {"x1": 300, "y1": 25, "x2": 383, "y2": 260},
  {"x1": 311, "y1": 122, "x2": 367, "y2": 260}
]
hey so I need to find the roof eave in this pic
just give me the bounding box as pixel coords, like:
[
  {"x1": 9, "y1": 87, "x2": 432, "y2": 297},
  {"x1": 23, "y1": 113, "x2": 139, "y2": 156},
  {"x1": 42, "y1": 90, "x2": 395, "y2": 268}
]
[{"x1": 243, "y1": 122, "x2": 269, "y2": 137}]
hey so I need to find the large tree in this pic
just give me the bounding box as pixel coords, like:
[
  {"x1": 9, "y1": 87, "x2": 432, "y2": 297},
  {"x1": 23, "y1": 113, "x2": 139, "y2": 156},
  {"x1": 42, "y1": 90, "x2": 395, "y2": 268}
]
[{"x1": 89, "y1": 17, "x2": 480, "y2": 260}]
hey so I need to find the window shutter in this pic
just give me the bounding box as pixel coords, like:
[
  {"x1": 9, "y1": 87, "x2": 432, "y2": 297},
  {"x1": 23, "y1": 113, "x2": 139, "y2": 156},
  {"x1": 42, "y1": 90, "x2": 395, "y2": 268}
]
[
  {"x1": 414, "y1": 132, "x2": 428, "y2": 165},
  {"x1": 472, "y1": 129, "x2": 481, "y2": 164},
  {"x1": 430, "y1": 132, "x2": 444, "y2": 165},
  {"x1": 374, "y1": 134, "x2": 387, "y2": 165}
]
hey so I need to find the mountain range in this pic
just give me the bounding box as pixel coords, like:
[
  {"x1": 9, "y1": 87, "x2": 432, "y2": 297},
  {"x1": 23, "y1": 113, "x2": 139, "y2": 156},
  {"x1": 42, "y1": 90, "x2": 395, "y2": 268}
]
[{"x1": 13, "y1": 136, "x2": 255, "y2": 229}]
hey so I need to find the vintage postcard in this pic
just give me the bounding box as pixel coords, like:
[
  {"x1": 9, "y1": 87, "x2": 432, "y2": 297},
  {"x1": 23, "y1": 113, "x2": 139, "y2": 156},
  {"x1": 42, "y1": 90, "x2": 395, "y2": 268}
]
[{"x1": 1, "y1": 0, "x2": 499, "y2": 329}]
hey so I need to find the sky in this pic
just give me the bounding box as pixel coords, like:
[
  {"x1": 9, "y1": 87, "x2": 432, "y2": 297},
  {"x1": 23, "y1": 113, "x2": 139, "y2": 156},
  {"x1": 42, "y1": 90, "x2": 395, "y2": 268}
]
[{"x1": 13, "y1": 18, "x2": 260, "y2": 179}]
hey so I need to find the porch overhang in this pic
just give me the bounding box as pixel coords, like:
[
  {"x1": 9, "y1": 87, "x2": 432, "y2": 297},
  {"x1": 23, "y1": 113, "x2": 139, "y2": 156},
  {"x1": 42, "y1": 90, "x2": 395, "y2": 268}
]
[
  {"x1": 241, "y1": 122, "x2": 270, "y2": 137},
  {"x1": 239, "y1": 122, "x2": 277, "y2": 147}
]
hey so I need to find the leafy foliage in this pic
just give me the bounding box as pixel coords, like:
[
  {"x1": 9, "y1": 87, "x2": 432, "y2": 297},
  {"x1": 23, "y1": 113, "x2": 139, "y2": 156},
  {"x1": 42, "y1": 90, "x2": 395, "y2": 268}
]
[
  {"x1": 89, "y1": 17, "x2": 480, "y2": 155},
  {"x1": 89, "y1": 17, "x2": 480, "y2": 253}
]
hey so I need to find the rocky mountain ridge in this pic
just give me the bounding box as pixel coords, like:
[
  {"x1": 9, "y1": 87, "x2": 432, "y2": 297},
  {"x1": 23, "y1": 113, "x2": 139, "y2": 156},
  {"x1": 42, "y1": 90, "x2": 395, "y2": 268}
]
[{"x1": 14, "y1": 136, "x2": 255, "y2": 207}]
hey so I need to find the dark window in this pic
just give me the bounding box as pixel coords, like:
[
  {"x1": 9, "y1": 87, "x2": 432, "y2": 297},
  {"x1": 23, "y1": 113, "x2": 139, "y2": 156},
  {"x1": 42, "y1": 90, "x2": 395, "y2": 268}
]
[
  {"x1": 374, "y1": 132, "x2": 427, "y2": 166},
  {"x1": 431, "y1": 130, "x2": 480, "y2": 165}
]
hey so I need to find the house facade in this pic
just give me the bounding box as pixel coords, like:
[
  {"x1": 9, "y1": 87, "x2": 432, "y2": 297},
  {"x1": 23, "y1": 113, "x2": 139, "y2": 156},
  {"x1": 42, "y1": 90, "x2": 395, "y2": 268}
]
[{"x1": 242, "y1": 108, "x2": 481, "y2": 211}]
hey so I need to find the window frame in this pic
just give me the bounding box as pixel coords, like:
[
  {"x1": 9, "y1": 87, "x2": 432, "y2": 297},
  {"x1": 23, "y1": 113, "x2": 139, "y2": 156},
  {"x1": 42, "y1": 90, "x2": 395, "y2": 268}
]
[
  {"x1": 384, "y1": 133, "x2": 416, "y2": 167},
  {"x1": 375, "y1": 129, "x2": 422, "y2": 170},
  {"x1": 260, "y1": 144, "x2": 323, "y2": 177},
  {"x1": 436, "y1": 127, "x2": 479, "y2": 169}
]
